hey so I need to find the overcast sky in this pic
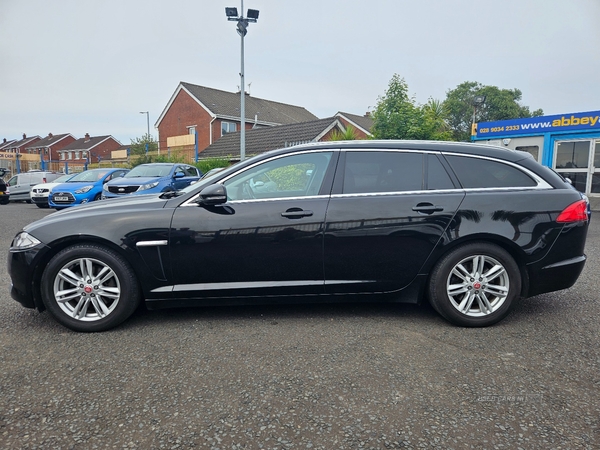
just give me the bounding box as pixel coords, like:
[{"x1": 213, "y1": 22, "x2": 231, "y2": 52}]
[{"x1": 2, "y1": 0, "x2": 599, "y2": 145}]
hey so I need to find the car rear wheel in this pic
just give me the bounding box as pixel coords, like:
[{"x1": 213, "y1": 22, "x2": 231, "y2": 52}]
[
  {"x1": 428, "y1": 243, "x2": 520, "y2": 327},
  {"x1": 41, "y1": 244, "x2": 141, "y2": 332}
]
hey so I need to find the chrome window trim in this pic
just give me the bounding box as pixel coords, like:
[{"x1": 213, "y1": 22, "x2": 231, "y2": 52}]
[
  {"x1": 331, "y1": 186, "x2": 551, "y2": 200},
  {"x1": 226, "y1": 194, "x2": 330, "y2": 204}
]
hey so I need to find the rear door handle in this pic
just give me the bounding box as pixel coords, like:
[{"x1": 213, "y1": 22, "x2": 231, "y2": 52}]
[
  {"x1": 412, "y1": 203, "x2": 444, "y2": 214},
  {"x1": 281, "y1": 208, "x2": 313, "y2": 219}
]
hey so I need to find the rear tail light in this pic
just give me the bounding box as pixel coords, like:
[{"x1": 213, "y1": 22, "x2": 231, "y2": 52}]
[
  {"x1": 42, "y1": 177, "x2": 47, "y2": 183},
  {"x1": 556, "y1": 199, "x2": 588, "y2": 223}
]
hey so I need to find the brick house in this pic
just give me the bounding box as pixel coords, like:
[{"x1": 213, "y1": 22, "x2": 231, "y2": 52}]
[
  {"x1": 334, "y1": 112, "x2": 373, "y2": 139},
  {"x1": 200, "y1": 117, "x2": 348, "y2": 160},
  {"x1": 0, "y1": 138, "x2": 17, "y2": 151},
  {"x1": 155, "y1": 82, "x2": 318, "y2": 153},
  {"x1": 58, "y1": 134, "x2": 122, "y2": 169},
  {"x1": 23, "y1": 133, "x2": 76, "y2": 169},
  {"x1": 4, "y1": 134, "x2": 41, "y2": 154}
]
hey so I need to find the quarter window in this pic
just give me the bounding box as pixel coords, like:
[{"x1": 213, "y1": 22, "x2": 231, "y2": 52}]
[{"x1": 445, "y1": 155, "x2": 536, "y2": 188}]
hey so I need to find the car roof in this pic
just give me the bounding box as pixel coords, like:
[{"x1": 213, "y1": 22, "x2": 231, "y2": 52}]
[{"x1": 260, "y1": 140, "x2": 531, "y2": 163}]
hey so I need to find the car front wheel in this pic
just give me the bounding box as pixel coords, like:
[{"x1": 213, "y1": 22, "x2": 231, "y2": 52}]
[
  {"x1": 428, "y1": 243, "x2": 521, "y2": 327},
  {"x1": 41, "y1": 244, "x2": 141, "y2": 332}
]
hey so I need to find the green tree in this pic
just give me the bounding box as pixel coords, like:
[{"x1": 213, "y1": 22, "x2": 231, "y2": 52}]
[
  {"x1": 129, "y1": 134, "x2": 158, "y2": 157},
  {"x1": 371, "y1": 74, "x2": 427, "y2": 140},
  {"x1": 372, "y1": 74, "x2": 451, "y2": 141},
  {"x1": 421, "y1": 98, "x2": 453, "y2": 141},
  {"x1": 444, "y1": 81, "x2": 544, "y2": 142}
]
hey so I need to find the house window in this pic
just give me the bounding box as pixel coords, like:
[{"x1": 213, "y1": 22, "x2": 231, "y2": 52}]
[
  {"x1": 82, "y1": 151, "x2": 87, "y2": 159},
  {"x1": 221, "y1": 122, "x2": 237, "y2": 136},
  {"x1": 75, "y1": 151, "x2": 80, "y2": 159},
  {"x1": 188, "y1": 126, "x2": 196, "y2": 135},
  {"x1": 60, "y1": 152, "x2": 65, "y2": 160},
  {"x1": 68, "y1": 152, "x2": 73, "y2": 160}
]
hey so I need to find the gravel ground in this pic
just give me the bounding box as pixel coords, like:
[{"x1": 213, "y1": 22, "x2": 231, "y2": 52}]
[{"x1": 1, "y1": 202, "x2": 598, "y2": 449}]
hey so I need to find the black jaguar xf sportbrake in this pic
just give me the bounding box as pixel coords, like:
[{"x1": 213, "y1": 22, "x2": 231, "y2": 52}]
[{"x1": 8, "y1": 141, "x2": 589, "y2": 332}]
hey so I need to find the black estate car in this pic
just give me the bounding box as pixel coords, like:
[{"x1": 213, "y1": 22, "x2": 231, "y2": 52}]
[{"x1": 8, "y1": 141, "x2": 589, "y2": 332}]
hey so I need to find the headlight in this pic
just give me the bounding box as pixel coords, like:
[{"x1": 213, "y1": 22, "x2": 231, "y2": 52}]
[
  {"x1": 103, "y1": 184, "x2": 109, "y2": 192},
  {"x1": 10, "y1": 232, "x2": 41, "y2": 250},
  {"x1": 139, "y1": 181, "x2": 159, "y2": 191},
  {"x1": 75, "y1": 185, "x2": 93, "y2": 194}
]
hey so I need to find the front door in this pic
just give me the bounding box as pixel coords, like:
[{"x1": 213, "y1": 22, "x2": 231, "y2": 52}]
[{"x1": 168, "y1": 150, "x2": 336, "y2": 300}]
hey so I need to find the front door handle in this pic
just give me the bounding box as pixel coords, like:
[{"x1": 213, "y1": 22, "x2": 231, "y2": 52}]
[
  {"x1": 412, "y1": 203, "x2": 444, "y2": 214},
  {"x1": 281, "y1": 208, "x2": 313, "y2": 219}
]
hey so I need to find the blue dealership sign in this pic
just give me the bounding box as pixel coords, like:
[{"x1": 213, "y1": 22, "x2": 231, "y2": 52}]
[{"x1": 475, "y1": 110, "x2": 600, "y2": 138}]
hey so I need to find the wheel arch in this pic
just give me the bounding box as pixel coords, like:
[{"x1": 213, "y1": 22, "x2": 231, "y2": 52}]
[
  {"x1": 423, "y1": 233, "x2": 530, "y2": 298},
  {"x1": 31, "y1": 235, "x2": 142, "y2": 312}
]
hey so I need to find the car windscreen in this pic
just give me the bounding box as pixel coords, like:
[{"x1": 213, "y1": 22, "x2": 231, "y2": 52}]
[
  {"x1": 125, "y1": 165, "x2": 172, "y2": 178},
  {"x1": 68, "y1": 170, "x2": 109, "y2": 182},
  {"x1": 50, "y1": 174, "x2": 73, "y2": 184}
]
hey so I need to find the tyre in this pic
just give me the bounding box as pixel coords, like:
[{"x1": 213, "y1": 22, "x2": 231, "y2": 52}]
[
  {"x1": 428, "y1": 243, "x2": 520, "y2": 327},
  {"x1": 41, "y1": 244, "x2": 141, "y2": 332}
]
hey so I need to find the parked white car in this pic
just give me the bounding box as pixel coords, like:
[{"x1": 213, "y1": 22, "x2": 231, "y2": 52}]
[{"x1": 30, "y1": 173, "x2": 74, "y2": 208}]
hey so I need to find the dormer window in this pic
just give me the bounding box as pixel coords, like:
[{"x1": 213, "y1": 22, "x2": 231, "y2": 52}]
[{"x1": 221, "y1": 122, "x2": 237, "y2": 136}]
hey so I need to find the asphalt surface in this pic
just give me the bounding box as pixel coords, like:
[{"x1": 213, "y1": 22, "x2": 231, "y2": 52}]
[{"x1": 0, "y1": 202, "x2": 598, "y2": 449}]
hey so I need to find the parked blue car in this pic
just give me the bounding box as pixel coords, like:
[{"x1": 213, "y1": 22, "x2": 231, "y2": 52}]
[
  {"x1": 101, "y1": 163, "x2": 201, "y2": 199},
  {"x1": 49, "y1": 168, "x2": 129, "y2": 209}
]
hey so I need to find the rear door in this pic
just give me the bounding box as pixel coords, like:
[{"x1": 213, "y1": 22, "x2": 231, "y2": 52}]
[{"x1": 323, "y1": 149, "x2": 465, "y2": 294}]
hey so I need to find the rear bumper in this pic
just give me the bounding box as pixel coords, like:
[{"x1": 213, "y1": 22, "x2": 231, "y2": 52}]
[{"x1": 527, "y1": 255, "x2": 586, "y2": 297}]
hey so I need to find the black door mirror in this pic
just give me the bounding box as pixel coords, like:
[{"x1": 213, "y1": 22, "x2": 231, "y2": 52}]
[{"x1": 196, "y1": 184, "x2": 227, "y2": 206}]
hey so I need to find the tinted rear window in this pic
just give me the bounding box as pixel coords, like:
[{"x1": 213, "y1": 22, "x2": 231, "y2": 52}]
[
  {"x1": 343, "y1": 151, "x2": 423, "y2": 194},
  {"x1": 445, "y1": 155, "x2": 536, "y2": 189}
]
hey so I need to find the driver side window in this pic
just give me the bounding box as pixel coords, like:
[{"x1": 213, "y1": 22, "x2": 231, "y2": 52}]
[{"x1": 224, "y1": 151, "x2": 333, "y2": 201}]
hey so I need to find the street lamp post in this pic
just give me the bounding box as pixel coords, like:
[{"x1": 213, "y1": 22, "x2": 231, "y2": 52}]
[
  {"x1": 140, "y1": 111, "x2": 150, "y2": 155},
  {"x1": 139, "y1": 111, "x2": 150, "y2": 138},
  {"x1": 226, "y1": 2, "x2": 259, "y2": 161}
]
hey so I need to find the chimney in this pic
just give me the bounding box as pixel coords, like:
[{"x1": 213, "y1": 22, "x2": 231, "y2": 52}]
[
  {"x1": 84, "y1": 133, "x2": 90, "y2": 142},
  {"x1": 23, "y1": 133, "x2": 27, "y2": 139},
  {"x1": 48, "y1": 132, "x2": 53, "y2": 138},
  {"x1": 364, "y1": 112, "x2": 371, "y2": 117},
  {"x1": 2, "y1": 138, "x2": 5, "y2": 143}
]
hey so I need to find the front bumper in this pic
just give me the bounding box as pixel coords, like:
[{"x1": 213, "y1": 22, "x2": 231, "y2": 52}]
[{"x1": 8, "y1": 244, "x2": 49, "y2": 310}]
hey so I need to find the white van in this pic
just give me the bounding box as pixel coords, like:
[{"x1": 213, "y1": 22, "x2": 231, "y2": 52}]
[{"x1": 6, "y1": 171, "x2": 63, "y2": 202}]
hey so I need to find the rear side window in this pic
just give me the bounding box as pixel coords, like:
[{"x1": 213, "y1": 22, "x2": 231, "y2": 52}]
[
  {"x1": 445, "y1": 155, "x2": 536, "y2": 188},
  {"x1": 343, "y1": 151, "x2": 423, "y2": 194}
]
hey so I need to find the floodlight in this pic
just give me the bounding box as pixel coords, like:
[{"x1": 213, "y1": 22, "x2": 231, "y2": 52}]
[
  {"x1": 225, "y1": 7, "x2": 238, "y2": 17},
  {"x1": 247, "y1": 9, "x2": 259, "y2": 20},
  {"x1": 473, "y1": 95, "x2": 486, "y2": 105},
  {"x1": 237, "y1": 21, "x2": 247, "y2": 36}
]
